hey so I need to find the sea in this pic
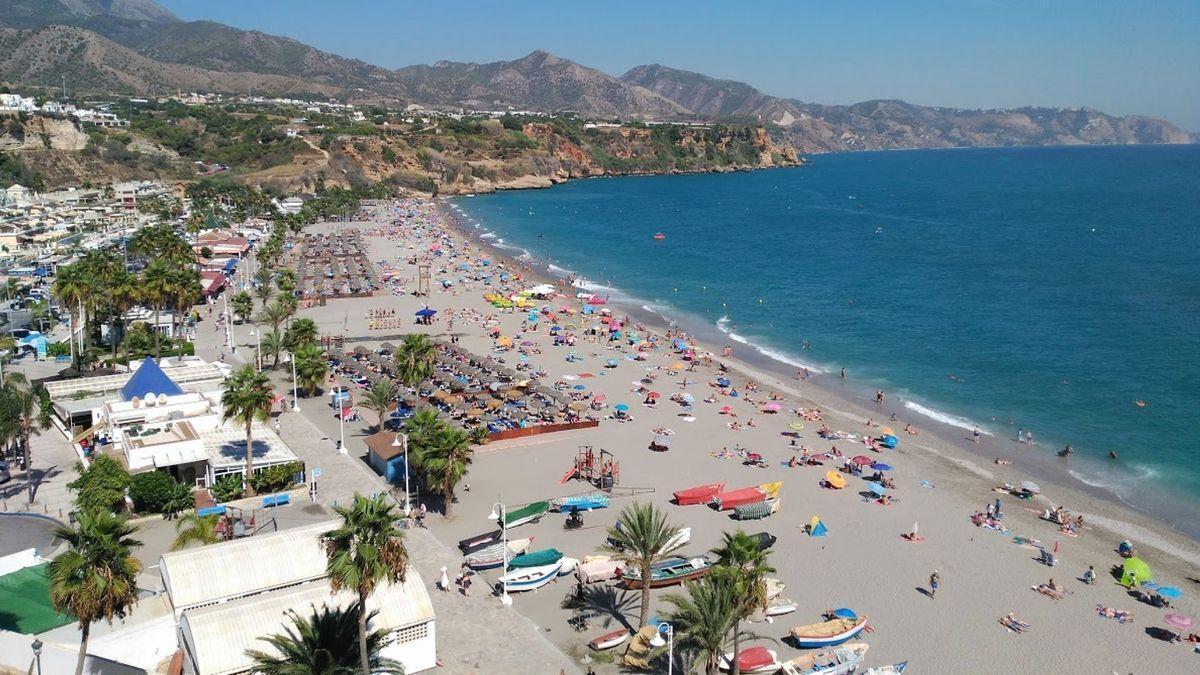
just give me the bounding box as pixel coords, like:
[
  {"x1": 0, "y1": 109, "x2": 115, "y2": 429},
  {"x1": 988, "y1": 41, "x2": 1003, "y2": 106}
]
[{"x1": 452, "y1": 145, "x2": 1200, "y2": 535}]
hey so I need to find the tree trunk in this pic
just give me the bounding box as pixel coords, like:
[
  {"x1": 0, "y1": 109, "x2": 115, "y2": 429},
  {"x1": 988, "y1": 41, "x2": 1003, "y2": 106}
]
[
  {"x1": 357, "y1": 589, "x2": 371, "y2": 674},
  {"x1": 731, "y1": 618, "x2": 742, "y2": 675},
  {"x1": 443, "y1": 482, "x2": 453, "y2": 518},
  {"x1": 74, "y1": 620, "x2": 90, "y2": 675},
  {"x1": 243, "y1": 419, "x2": 256, "y2": 497},
  {"x1": 24, "y1": 431, "x2": 33, "y2": 504},
  {"x1": 639, "y1": 562, "x2": 651, "y2": 627},
  {"x1": 153, "y1": 304, "x2": 162, "y2": 359}
]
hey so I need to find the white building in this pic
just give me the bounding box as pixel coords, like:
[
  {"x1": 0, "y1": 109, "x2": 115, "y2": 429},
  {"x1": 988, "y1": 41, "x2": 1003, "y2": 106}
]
[{"x1": 161, "y1": 522, "x2": 437, "y2": 675}]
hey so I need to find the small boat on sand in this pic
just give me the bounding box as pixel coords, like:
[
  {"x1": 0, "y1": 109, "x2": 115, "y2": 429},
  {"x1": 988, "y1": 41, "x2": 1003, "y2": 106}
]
[
  {"x1": 719, "y1": 646, "x2": 780, "y2": 673},
  {"x1": 735, "y1": 497, "x2": 782, "y2": 520},
  {"x1": 589, "y1": 628, "x2": 631, "y2": 651},
  {"x1": 499, "y1": 561, "x2": 562, "y2": 592},
  {"x1": 780, "y1": 642, "x2": 869, "y2": 675},
  {"x1": 711, "y1": 481, "x2": 782, "y2": 510},
  {"x1": 750, "y1": 532, "x2": 778, "y2": 550},
  {"x1": 622, "y1": 555, "x2": 712, "y2": 589},
  {"x1": 503, "y1": 501, "x2": 549, "y2": 528},
  {"x1": 508, "y1": 548, "x2": 563, "y2": 569},
  {"x1": 459, "y1": 529, "x2": 502, "y2": 553},
  {"x1": 549, "y1": 493, "x2": 610, "y2": 512},
  {"x1": 557, "y1": 557, "x2": 579, "y2": 576},
  {"x1": 789, "y1": 617, "x2": 869, "y2": 648},
  {"x1": 674, "y1": 482, "x2": 725, "y2": 505},
  {"x1": 862, "y1": 661, "x2": 908, "y2": 675},
  {"x1": 464, "y1": 537, "x2": 533, "y2": 570},
  {"x1": 767, "y1": 597, "x2": 799, "y2": 617}
]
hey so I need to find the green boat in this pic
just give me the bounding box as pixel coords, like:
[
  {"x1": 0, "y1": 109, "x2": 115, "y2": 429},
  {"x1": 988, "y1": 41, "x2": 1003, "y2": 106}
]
[
  {"x1": 504, "y1": 501, "x2": 549, "y2": 528},
  {"x1": 508, "y1": 548, "x2": 563, "y2": 569}
]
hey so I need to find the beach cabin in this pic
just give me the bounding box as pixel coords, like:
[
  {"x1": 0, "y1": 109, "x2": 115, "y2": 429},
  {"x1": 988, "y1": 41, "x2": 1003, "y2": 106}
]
[{"x1": 364, "y1": 430, "x2": 409, "y2": 485}]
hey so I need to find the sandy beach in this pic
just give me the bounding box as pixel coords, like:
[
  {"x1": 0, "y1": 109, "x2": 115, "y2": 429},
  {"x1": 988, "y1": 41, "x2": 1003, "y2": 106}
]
[{"x1": 294, "y1": 198, "x2": 1200, "y2": 674}]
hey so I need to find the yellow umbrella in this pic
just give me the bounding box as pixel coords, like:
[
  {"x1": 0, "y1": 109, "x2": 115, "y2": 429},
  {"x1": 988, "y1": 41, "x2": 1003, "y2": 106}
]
[{"x1": 824, "y1": 471, "x2": 846, "y2": 489}]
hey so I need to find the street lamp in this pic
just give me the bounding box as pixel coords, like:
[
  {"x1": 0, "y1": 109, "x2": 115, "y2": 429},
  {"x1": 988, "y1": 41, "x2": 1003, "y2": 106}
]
[
  {"x1": 334, "y1": 382, "x2": 346, "y2": 454},
  {"x1": 650, "y1": 623, "x2": 674, "y2": 675},
  {"x1": 31, "y1": 637, "x2": 43, "y2": 675},
  {"x1": 249, "y1": 328, "x2": 261, "y2": 371},
  {"x1": 486, "y1": 501, "x2": 512, "y2": 606},
  {"x1": 391, "y1": 433, "x2": 410, "y2": 514},
  {"x1": 290, "y1": 351, "x2": 299, "y2": 411}
]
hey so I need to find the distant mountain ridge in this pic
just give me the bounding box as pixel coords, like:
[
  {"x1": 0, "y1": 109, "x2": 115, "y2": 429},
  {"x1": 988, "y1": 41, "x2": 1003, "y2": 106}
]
[{"x1": 0, "y1": 0, "x2": 1193, "y2": 151}]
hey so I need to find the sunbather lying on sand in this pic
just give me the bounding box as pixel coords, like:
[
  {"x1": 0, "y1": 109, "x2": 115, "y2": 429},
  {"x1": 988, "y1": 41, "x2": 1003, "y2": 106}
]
[
  {"x1": 999, "y1": 613, "x2": 1030, "y2": 634},
  {"x1": 1033, "y1": 584, "x2": 1066, "y2": 600},
  {"x1": 1096, "y1": 605, "x2": 1134, "y2": 624}
]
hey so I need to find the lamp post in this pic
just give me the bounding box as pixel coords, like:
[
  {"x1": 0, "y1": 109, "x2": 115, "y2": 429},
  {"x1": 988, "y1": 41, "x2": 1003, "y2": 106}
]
[
  {"x1": 391, "y1": 433, "x2": 410, "y2": 515},
  {"x1": 249, "y1": 328, "x2": 261, "y2": 371},
  {"x1": 649, "y1": 623, "x2": 673, "y2": 675},
  {"x1": 486, "y1": 501, "x2": 512, "y2": 606},
  {"x1": 290, "y1": 351, "x2": 299, "y2": 411},
  {"x1": 334, "y1": 382, "x2": 346, "y2": 454},
  {"x1": 30, "y1": 637, "x2": 43, "y2": 675}
]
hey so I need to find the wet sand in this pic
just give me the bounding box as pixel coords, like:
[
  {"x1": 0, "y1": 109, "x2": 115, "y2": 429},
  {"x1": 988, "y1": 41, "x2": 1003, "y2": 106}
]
[{"x1": 296, "y1": 200, "x2": 1200, "y2": 673}]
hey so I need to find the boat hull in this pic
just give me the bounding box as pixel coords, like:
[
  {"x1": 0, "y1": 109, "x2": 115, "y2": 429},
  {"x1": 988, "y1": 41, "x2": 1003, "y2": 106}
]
[
  {"x1": 500, "y1": 562, "x2": 562, "y2": 592},
  {"x1": 622, "y1": 556, "x2": 713, "y2": 589},
  {"x1": 789, "y1": 617, "x2": 868, "y2": 648},
  {"x1": 781, "y1": 642, "x2": 869, "y2": 675},
  {"x1": 458, "y1": 529, "x2": 501, "y2": 553},
  {"x1": 549, "y1": 494, "x2": 610, "y2": 512},
  {"x1": 673, "y1": 482, "x2": 725, "y2": 505},
  {"x1": 589, "y1": 629, "x2": 631, "y2": 651}
]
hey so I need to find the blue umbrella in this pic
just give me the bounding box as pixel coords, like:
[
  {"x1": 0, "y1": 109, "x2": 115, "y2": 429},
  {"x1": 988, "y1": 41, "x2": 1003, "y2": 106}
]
[
  {"x1": 870, "y1": 463, "x2": 893, "y2": 471},
  {"x1": 867, "y1": 482, "x2": 886, "y2": 496},
  {"x1": 415, "y1": 308, "x2": 437, "y2": 317},
  {"x1": 716, "y1": 377, "x2": 732, "y2": 387},
  {"x1": 573, "y1": 384, "x2": 587, "y2": 391},
  {"x1": 614, "y1": 404, "x2": 630, "y2": 412},
  {"x1": 605, "y1": 359, "x2": 619, "y2": 367}
]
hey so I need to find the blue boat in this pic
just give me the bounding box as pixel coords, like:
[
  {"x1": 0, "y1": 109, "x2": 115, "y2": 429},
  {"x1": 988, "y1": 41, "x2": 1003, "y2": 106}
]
[{"x1": 549, "y1": 493, "x2": 610, "y2": 512}]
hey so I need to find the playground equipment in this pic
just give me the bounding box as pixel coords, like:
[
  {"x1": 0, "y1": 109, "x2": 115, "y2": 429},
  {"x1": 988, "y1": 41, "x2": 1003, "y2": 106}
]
[{"x1": 561, "y1": 446, "x2": 620, "y2": 490}]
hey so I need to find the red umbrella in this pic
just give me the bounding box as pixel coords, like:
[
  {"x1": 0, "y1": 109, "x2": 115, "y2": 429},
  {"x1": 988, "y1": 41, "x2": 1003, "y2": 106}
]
[
  {"x1": 852, "y1": 455, "x2": 875, "y2": 466},
  {"x1": 720, "y1": 406, "x2": 733, "y2": 414},
  {"x1": 587, "y1": 296, "x2": 607, "y2": 305},
  {"x1": 647, "y1": 392, "x2": 661, "y2": 399}
]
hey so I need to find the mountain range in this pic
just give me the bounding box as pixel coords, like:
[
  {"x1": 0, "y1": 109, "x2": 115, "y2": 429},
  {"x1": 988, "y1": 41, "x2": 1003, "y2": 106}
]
[{"x1": 1, "y1": 0, "x2": 1194, "y2": 152}]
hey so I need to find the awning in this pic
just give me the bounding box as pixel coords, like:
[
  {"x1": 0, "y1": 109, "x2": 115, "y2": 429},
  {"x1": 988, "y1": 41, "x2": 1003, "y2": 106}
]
[{"x1": 153, "y1": 445, "x2": 208, "y2": 468}]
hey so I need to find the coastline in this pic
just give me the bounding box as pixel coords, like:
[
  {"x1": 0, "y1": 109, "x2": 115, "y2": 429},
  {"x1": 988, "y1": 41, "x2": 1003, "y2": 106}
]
[{"x1": 439, "y1": 195, "x2": 1200, "y2": 573}]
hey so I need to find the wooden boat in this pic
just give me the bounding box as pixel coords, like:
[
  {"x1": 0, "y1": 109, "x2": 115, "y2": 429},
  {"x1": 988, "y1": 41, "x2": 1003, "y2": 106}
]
[
  {"x1": 673, "y1": 482, "x2": 725, "y2": 505},
  {"x1": 549, "y1": 493, "x2": 610, "y2": 512},
  {"x1": 789, "y1": 617, "x2": 869, "y2": 648},
  {"x1": 751, "y1": 532, "x2": 778, "y2": 550},
  {"x1": 464, "y1": 537, "x2": 532, "y2": 570},
  {"x1": 711, "y1": 481, "x2": 782, "y2": 510},
  {"x1": 576, "y1": 556, "x2": 622, "y2": 583},
  {"x1": 862, "y1": 661, "x2": 908, "y2": 675},
  {"x1": 622, "y1": 555, "x2": 712, "y2": 589},
  {"x1": 458, "y1": 529, "x2": 502, "y2": 553},
  {"x1": 589, "y1": 628, "x2": 631, "y2": 651},
  {"x1": 499, "y1": 561, "x2": 562, "y2": 592},
  {"x1": 557, "y1": 557, "x2": 579, "y2": 576},
  {"x1": 508, "y1": 548, "x2": 563, "y2": 569},
  {"x1": 780, "y1": 642, "x2": 869, "y2": 675},
  {"x1": 720, "y1": 646, "x2": 780, "y2": 673},
  {"x1": 503, "y1": 501, "x2": 549, "y2": 528},
  {"x1": 767, "y1": 597, "x2": 799, "y2": 617},
  {"x1": 735, "y1": 497, "x2": 782, "y2": 520}
]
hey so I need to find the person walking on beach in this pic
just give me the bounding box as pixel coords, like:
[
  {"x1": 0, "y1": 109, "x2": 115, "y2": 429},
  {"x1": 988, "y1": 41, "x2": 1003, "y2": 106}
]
[
  {"x1": 929, "y1": 570, "x2": 940, "y2": 599},
  {"x1": 1082, "y1": 565, "x2": 1096, "y2": 585},
  {"x1": 972, "y1": 427, "x2": 981, "y2": 443},
  {"x1": 840, "y1": 367, "x2": 846, "y2": 381},
  {"x1": 1017, "y1": 428, "x2": 1024, "y2": 444}
]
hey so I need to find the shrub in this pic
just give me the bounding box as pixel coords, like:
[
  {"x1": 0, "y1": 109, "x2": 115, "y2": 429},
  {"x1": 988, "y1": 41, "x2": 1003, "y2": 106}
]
[
  {"x1": 210, "y1": 473, "x2": 244, "y2": 502},
  {"x1": 129, "y1": 471, "x2": 185, "y2": 513},
  {"x1": 67, "y1": 454, "x2": 131, "y2": 514},
  {"x1": 250, "y1": 461, "x2": 303, "y2": 494}
]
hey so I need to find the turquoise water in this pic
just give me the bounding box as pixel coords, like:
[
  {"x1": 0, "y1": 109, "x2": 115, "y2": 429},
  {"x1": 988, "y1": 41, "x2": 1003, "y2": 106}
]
[{"x1": 453, "y1": 145, "x2": 1200, "y2": 531}]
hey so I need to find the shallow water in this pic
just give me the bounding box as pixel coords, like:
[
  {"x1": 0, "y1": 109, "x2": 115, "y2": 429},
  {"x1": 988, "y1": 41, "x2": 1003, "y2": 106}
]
[{"x1": 454, "y1": 145, "x2": 1200, "y2": 532}]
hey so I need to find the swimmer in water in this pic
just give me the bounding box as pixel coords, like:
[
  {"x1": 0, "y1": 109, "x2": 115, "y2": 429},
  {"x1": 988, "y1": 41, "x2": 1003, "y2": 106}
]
[{"x1": 1109, "y1": 450, "x2": 1118, "y2": 460}]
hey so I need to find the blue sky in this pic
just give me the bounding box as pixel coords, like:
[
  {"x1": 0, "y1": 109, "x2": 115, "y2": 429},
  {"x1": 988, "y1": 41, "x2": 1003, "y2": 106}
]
[{"x1": 158, "y1": 0, "x2": 1200, "y2": 129}]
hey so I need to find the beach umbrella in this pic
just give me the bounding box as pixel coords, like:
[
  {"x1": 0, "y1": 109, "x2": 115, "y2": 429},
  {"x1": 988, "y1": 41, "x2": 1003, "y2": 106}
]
[
  {"x1": 614, "y1": 404, "x2": 630, "y2": 412},
  {"x1": 762, "y1": 402, "x2": 782, "y2": 413},
  {"x1": 716, "y1": 377, "x2": 732, "y2": 387},
  {"x1": 415, "y1": 308, "x2": 437, "y2": 317},
  {"x1": 647, "y1": 391, "x2": 661, "y2": 399},
  {"x1": 1020, "y1": 480, "x2": 1041, "y2": 494},
  {"x1": 880, "y1": 427, "x2": 894, "y2": 436},
  {"x1": 606, "y1": 359, "x2": 619, "y2": 368},
  {"x1": 594, "y1": 395, "x2": 606, "y2": 403},
  {"x1": 568, "y1": 401, "x2": 587, "y2": 411},
  {"x1": 1120, "y1": 557, "x2": 1153, "y2": 587},
  {"x1": 870, "y1": 462, "x2": 893, "y2": 471},
  {"x1": 788, "y1": 422, "x2": 805, "y2": 431},
  {"x1": 1164, "y1": 613, "x2": 1194, "y2": 631},
  {"x1": 671, "y1": 361, "x2": 684, "y2": 370},
  {"x1": 867, "y1": 482, "x2": 886, "y2": 497},
  {"x1": 720, "y1": 405, "x2": 733, "y2": 414},
  {"x1": 680, "y1": 393, "x2": 695, "y2": 403},
  {"x1": 573, "y1": 384, "x2": 587, "y2": 391},
  {"x1": 852, "y1": 455, "x2": 874, "y2": 466},
  {"x1": 824, "y1": 471, "x2": 846, "y2": 489}
]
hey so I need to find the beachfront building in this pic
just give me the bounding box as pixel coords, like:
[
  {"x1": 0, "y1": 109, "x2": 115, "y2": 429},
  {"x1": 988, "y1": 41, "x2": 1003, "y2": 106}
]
[{"x1": 161, "y1": 522, "x2": 437, "y2": 674}]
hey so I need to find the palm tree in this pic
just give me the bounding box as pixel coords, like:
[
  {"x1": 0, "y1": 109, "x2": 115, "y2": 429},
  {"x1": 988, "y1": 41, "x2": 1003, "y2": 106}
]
[
  {"x1": 395, "y1": 333, "x2": 435, "y2": 386},
  {"x1": 663, "y1": 575, "x2": 750, "y2": 675},
  {"x1": 362, "y1": 380, "x2": 397, "y2": 432},
  {"x1": 105, "y1": 270, "x2": 140, "y2": 358},
  {"x1": 53, "y1": 263, "x2": 89, "y2": 369},
  {"x1": 285, "y1": 317, "x2": 319, "y2": 350},
  {"x1": 48, "y1": 510, "x2": 143, "y2": 675},
  {"x1": 711, "y1": 530, "x2": 775, "y2": 675},
  {"x1": 420, "y1": 426, "x2": 472, "y2": 517},
  {"x1": 323, "y1": 493, "x2": 409, "y2": 674},
  {"x1": 261, "y1": 329, "x2": 285, "y2": 369},
  {"x1": 402, "y1": 408, "x2": 443, "y2": 465},
  {"x1": 599, "y1": 502, "x2": 681, "y2": 628},
  {"x1": 276, "y1": 268, "x2": 298, "y2": 295},
  {"x1": 221, "y1": 365, "x2": 275, "y2": 495},
  {"x1": 254, "y1": 279, "x2": 275, "y2": 308},
  {"x1": 293, "y1": 343, "x2": 329, "y2": 396},
  {"x1": 171, "y1": 513, "x2": 219, "y2": 550},
  {"x1": 0, "y1": 373, "x2": 52, "y2": 503},
  {"x1": 246, "y1": 603, "x2": 403, "y2": 675},
  {"x1": 169, "y1": 267, "x2": 202, "y2": 356},
  {"x1": 259, "y1": 300, "x2": 292, "y2": 334},
  {"x1": 141, "y1": 259, "x2": 175, "y2": 358},
  {"x1": 231, "y1": 290, "x2": 254, "y2": 325},
  {"x1": 468, "y1": 425, "x2": 490, "y2": 447}
]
